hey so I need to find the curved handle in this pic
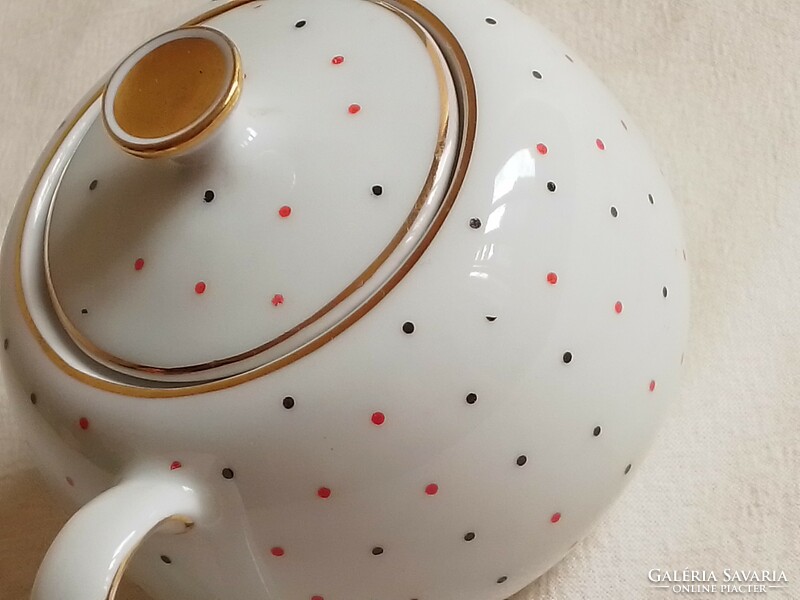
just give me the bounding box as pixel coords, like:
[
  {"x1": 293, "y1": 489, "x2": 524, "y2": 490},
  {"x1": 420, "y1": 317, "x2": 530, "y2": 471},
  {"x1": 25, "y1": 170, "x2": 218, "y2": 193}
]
[{"x1": 31, "y1": 478, "x2": 203, "y2": 600}]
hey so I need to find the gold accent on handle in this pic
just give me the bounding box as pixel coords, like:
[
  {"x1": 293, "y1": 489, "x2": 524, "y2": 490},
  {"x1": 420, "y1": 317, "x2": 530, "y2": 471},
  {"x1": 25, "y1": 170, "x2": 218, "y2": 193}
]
[
  {"x1": 106, "y1": 516, "x2": 194, "y2": 600},
  {"x1": 103, "y1": 27, "x2": 243, "y2": 159}
]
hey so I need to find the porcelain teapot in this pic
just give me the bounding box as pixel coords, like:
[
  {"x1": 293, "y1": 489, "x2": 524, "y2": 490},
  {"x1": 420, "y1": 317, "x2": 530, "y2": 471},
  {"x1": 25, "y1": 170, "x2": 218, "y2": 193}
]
[{"x1": 0, "y1": 0, "x2": 689, "y2": 599}]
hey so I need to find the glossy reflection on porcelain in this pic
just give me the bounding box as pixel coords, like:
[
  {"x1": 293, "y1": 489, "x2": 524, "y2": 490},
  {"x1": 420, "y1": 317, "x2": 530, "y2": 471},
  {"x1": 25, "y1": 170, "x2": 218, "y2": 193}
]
[{"x1": 0, "y1": 1, "x2": 689, "y2": 600}]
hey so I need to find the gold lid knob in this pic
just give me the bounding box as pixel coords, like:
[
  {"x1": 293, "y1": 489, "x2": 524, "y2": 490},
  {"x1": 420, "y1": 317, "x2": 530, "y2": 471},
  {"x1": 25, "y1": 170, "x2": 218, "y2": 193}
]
[{"x1": 102, "y1": 26, "x2": 242, "y2": 159}]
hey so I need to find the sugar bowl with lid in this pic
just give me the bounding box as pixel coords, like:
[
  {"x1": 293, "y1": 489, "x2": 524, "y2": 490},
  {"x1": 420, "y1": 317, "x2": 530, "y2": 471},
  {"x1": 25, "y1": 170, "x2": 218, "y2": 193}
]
[{"x1": 0, "y1": 1, "x2": 689, "y2": 599}]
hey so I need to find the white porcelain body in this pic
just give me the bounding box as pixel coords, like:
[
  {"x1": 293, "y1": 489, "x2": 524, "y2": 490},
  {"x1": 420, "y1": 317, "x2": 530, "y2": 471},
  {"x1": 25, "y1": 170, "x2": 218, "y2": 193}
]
[{"x1": 0, "y1": 1, "x2": 689, "y2": 600}]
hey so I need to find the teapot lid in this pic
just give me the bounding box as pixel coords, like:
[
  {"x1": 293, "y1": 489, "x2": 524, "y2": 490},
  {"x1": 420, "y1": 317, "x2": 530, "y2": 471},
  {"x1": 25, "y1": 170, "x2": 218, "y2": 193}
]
[{"x1": 43, "y1": 0, "x2": 463, "y2": 382}]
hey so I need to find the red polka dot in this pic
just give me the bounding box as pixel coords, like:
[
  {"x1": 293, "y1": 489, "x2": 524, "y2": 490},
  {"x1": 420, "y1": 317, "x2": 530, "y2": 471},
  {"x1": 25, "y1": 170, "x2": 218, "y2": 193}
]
[
  {"x1": 78, "y1": 417, "x2": 90, "y2": 431},
  {"x1": 170, "y1": 461, "x2": 182, "y2": 471},
  {"x1": 134, "y1": 258, "x2": 145, "y2": 271},
  {"x1": 596, "y1": 138, "x2": 606, "y2": 150},
  {"x1": 615, "y1": 301, "x2": 624, "y2": 314},
  {"x1": 331, "y1": 55, "x2": 344, "y2": 65},
  {"x1": 271, "y1": 547, "x2": 285, "y2": 557},
  {"x1": 547, "y1": 272, "x2": 558, "y2": 285},
  {"x1": 271, "y1": 294, "x2": 284, "y2": 307},
  {"x1": 312, "y1": 596, "x2": 324, "y2": 600},
  {"x1": 348, "y1": 104, "x2": 361, "y2": 115},
  {"x1": 317, "y1": 487, "x2": 332, "y2": 499},
  {"x1": 425, "y1": 483, "x2": 439, "y2": 496},
  {"x1": 649, "y1": 380, "x2": 657, "y2": 392},
  {"x1": 536, "y1": 143, "x2": 548, "y2": 155},
  {"x1": 279, "y1": 206, "x2": 292, "y2": 218},
  {"x1": 195, "y1": 282, "x2": 207, "y2": 295},
  {"x1": 371, "y1": 411, "x2": 386, "y2": 426},
  {"x1": 66, "y1": 476, "x2": 74, "y2": 487},
  {"x1": 551, "y1": 512, "x2": 562, "y2": 523}
]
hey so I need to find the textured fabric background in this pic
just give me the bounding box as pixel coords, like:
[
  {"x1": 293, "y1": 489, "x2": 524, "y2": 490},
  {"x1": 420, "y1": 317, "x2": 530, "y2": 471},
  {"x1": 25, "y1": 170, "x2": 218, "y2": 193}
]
[{"x1": 0, "y1": 1, "x2": 798, "y2": 599}]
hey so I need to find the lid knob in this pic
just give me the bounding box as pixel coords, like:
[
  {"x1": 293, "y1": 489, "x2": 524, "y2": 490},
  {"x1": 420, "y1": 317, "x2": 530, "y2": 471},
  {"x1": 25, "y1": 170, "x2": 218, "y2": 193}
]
[{"x1": 102, "y1": 26, "x2": 242, "y2": 159}]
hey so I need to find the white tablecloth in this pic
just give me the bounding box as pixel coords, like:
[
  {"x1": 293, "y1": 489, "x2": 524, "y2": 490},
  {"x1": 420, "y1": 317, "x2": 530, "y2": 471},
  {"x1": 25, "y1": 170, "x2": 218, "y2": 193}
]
[{"x1": 0, "y1": 1, "x2": 797, "y2": 598}]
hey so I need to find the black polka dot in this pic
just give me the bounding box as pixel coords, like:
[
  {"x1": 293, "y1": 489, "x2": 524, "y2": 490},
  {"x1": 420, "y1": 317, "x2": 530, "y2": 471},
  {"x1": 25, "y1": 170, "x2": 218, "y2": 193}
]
[
  {"x1": 621, "y1": 119, "x2": 628, "y2": 131},
  {"x1": 532, "y1": 70, "x2": 543, "y2": 79},
  {"x1": 30, "y1": 393, "x2": 37, "y2": 405},
  {"x1": 497, "y1": 576, "x2": 508, "y2": 584},
  {"x1": 371, "y1": 185, "x2": 383, "y2": 197},
  {"x1": 295, "y1": 19, "x2": 307, "y2": 28},
  {"x1": 204, "y1": 190, "x2": 215, "y2": 203},
  {"x1": 89, "y1": 179, "x2": 98, "y2": 191},
  {"x1": 402, "y1": 321, "x2": 415, "y2": 335},
  {"x1": 624, "y1": 464, "x2": 632, "y2": 475},
  {"x1": 649, "y1": 194, "x2": 655, "y2": 205},
  {"x1": 160, "y1": 555, "x2": 172, "y2": 565},
  {"x1": 662, "y1": 286, "x2": 669, "y2": 298},
  {"x1": 3, "y1": 339, "x2": 8, "y2": 351},
  {"x1": 563, "y1": 351, "x2": 573, "y2": 364},
  {"x1": 282, "y1": 396, "x2": 295, "y2": 410},
  {"x1": 466, "y1": 393, "x2": 478, "y2": 405},
  {"x1": 485, "y1": 17, "x2": 497, "y2": 25},
  {"x1": 485, "y1": 315, "x2": 497, "y2": 322},
  {"x1": 565, "y1": 54, "x2": 574, "y2": 63},
  {"x1": 547, "y1": 181, "x2": 557, "y2": 192},
  {"x1": 464, "y1": 532, "x2": 476, "y2": 542},
  {"x1": 593, "y1": 426, "x2": 602, "y2": 437},
  {"x1": 610, "y1": 206, "x2": 618, "y2": 218},
  {"x1": 81, "y1": 308, "x2": 89, "y2": 315},
  {"x1": 469, "y1": 218, "x2": 482, "y2": 230},
  {"x1": 222, "y1": 468, "x2": 235, "y2": 480},
  {"x1": 516, "y1": 455, "x2": 528, "y2": 467},
  {"x1": 372, "y1": 546, "x2": 384, "y2": 556}
]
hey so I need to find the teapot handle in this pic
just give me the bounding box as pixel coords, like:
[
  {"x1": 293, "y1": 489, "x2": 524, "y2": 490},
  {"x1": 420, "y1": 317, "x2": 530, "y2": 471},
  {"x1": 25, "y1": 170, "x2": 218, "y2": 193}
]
[{"x1": 31, "y1": 478, "x2": 202, "y2": 600}]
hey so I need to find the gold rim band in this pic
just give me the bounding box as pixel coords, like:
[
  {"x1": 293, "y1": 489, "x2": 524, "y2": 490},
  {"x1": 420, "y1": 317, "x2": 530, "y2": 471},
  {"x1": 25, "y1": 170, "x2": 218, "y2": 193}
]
[
  {"x1": 44, "y1": 1, "x2": 453, "y2": 378},
  {"x1": 15, "y1": 0, "x2": 478, "y2": 398}
]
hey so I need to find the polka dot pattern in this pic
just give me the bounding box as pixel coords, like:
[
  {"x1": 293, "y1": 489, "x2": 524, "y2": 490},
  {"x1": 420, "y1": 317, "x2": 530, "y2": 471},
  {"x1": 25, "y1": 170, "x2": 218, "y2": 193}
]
[{"x1": 23, "y1": 3, "x2": 688, "y2": 599}]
